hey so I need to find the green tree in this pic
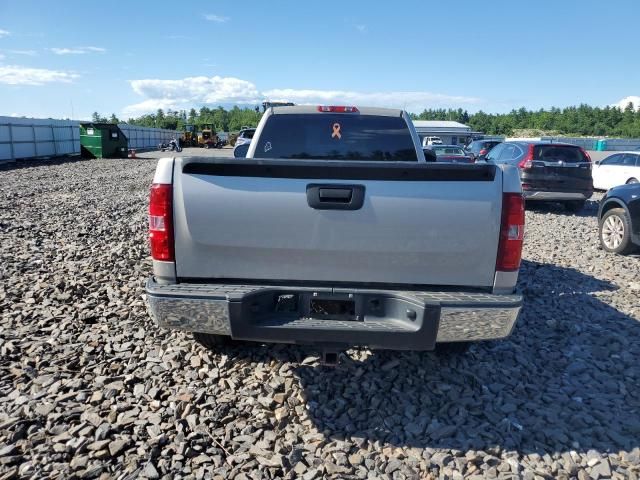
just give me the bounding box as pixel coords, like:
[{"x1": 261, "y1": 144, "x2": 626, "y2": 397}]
[
  {"x1": 91, "y1": 112, "x2": 107, "y2": 122},
  {"x1": 187, "y1": 108, "x2": 198, "y2": 124},
  {"x1": 155, "y1": 109, "x2": 165, "y2": 128}
]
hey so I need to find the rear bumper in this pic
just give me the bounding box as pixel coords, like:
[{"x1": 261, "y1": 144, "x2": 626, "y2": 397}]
[
  {"x1": 146, "y1": 278, "x2": 522, "y2": 350},
  {"x1": 523, "y1": 190, "x2": 592, "y2": 201}
]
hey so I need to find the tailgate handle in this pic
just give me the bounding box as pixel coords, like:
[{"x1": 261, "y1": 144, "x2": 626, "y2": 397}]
[
  {"x1": 319, "y1": 188, "x2": 352, "y2": 202},
  {"x1": 306, "y1": 184, "x2": 365, "y2": 210}
]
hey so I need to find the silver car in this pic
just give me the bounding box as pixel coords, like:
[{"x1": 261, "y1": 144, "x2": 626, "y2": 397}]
[{"x1": 234, "y1": 128, "x2": 256, "y2": 147}]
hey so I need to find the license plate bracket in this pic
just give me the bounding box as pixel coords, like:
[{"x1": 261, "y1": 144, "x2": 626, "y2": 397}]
[{"x1": 309, "y1": 298, "x2": 356, "y2": 321}]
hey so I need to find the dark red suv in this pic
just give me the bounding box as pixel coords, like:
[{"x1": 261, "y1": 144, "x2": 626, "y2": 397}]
[{"x1": 485, "y1": 141, "x2": 593, "y2": 212}]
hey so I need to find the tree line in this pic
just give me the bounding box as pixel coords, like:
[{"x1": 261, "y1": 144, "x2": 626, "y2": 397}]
[
  {"x1": 92, "y1": 101, "x2": 640, "y2": 137},
  {"x1": 411, "y1": 102, "x2": 640, "y2": 137},
  {"x1": 92, "y1": 106, "x2": 262, "y2": 133}
]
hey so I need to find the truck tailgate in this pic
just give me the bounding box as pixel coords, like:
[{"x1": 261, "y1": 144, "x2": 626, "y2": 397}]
[{"x1": 173, "y1": 159, "x2": 503, "y2": 288}]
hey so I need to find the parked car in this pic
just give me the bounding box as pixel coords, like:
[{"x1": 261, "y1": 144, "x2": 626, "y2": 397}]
[
  {"x1": 425, "y1": 145, "x2": 474, "y2": 163},
  {"x1": 592, "y1": 152, "x2": 640, "y2": 190},
  {"x1": 234, "y1": 128, "x2": 256, "y2": 147},
  {"x1": 598, "y1": 183, "x2": 640, "y2": 254},
  {"x1": 465, "y1": 140, "x2": 503, "y2": 161},
  {"x1": 233, "y1": 143, "x2": 250, "y2": 158},
  {"x1": 422, "y1": 136, "x2": 443, "y2": 147},
  {"x1": 145, "y1": 105, "x2": 524, "y2": 361},
  {"x1": 485, "y1": 141, "x2": 593, "y2": 212}
]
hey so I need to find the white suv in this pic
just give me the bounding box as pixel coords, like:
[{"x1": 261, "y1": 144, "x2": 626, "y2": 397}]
[{"x1": 235, "y1": 128, "x2": 256, "y2": 147}]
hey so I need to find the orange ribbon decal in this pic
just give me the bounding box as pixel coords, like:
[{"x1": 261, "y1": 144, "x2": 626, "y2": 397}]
[{"x1": 331, "y1": 123, "x2": 341, "y2": 139}]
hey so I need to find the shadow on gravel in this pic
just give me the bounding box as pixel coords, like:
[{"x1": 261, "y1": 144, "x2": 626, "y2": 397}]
[
  {"x1": 221, "y1": 259, "x2": 639, "y2": 455},
  {"x1": 526, "y1": 199, "x2": 600, "y2": 217},
  {"x1": 0, "y1": 155, "x2": 90, "y2": 171},
  {"x1": 0, "y1": 154, "x2": 159, "y2": 172}
]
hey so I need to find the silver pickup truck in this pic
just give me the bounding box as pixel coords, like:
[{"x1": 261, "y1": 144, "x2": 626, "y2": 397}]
[{"x1": 146, "y1": 105, "x2": 524, "y2": 359}]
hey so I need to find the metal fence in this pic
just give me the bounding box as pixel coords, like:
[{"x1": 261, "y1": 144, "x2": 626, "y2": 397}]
[
  {"x1": 117, "y1": 124, "x2": 178, "y2": 150},
  {"x1": 543, "y1": 137, "x2": 640, "y2": 151},
  {"x1": 598, "y1": 138, "x2": 640, "y2": 151},
  {"x1": 0, "y1": 116, "x2": 179, "y2": 164},
  {"x1": 541, "y1": 137, "x2": 598, "y2": 150},
  {"x1": 0, "y1": 117, "x2": 80, "y2": 163},
  {"x1": 505, "y1": 136, "x2": 640, "y2": 151}
]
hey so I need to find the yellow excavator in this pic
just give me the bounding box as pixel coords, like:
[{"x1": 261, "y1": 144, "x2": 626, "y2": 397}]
[
  {"x1": 181, "y1": 124, "x2": 198, "y2": 147},
  {"x1": 197, "y1": 124, "x2": 222, "y2": 149}
]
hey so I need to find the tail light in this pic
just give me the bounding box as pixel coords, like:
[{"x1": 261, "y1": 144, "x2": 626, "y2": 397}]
[
  {"x1": 496, "y1": 193, "x2": 524, "y2": 272},
  {"x1": 517, "y1": 144, "x2": 535, "y2": 169},
  {"x1": 579, "y1": 148, "x2": 592, "y2": 169},
  {"x1": 317, "y1": 106, "x2": 359, "y2": 113},
  {"x1": 149, "y1": 183, "x2": 174, "y2": 262}
]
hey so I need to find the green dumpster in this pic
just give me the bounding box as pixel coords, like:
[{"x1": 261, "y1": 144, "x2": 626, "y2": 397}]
[{"x1": 80, "y1": 123, "x2": 128, "y2": 158}]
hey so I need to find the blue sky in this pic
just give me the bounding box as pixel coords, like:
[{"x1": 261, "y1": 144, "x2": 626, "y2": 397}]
[{"x1": 0, "y1": 0, "x2": 639, "y2": 120}]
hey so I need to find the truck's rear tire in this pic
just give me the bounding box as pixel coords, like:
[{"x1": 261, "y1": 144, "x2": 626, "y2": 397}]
[
  {"x1": 193, "y1": 332, "x2": 231, "y2": 350},
  {"x1": 435, "y1": 342, "x2": 471, "y2": 355}
]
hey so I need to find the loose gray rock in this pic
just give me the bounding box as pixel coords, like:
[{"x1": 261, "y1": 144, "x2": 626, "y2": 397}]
[
  {"x1": 108, "y1": 439, "x2": 129, "y2": 457},
  {"x1": 0, "y1": 159, "x2": 638, "y2": 479},
  {"x1": 143, "y1": 462, "x2": 160, "y2": 479}
]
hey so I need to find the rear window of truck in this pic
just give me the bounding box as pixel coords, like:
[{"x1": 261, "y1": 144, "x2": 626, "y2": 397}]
[
  {"x1": 253, "y1": 114, "x2": 418, "y2": 161},
  {"x1": 533, "y1": 145, "x2": 588, "y2": 163}
]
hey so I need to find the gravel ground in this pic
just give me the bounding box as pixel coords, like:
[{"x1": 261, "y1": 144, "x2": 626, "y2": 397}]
[
  {"x1": 1, "y1": 156, "x2": 639, "y2": 480},
  {"x1": 140, "y1": 147, "x2": 235, "y2": 160}
]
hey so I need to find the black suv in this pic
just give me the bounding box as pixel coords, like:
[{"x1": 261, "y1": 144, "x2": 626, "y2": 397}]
[
  {"x1": 485, "y1": 141, "x2": 593, "y2": 212},
  {"x1": 465, "y1": 139, "x2": 502, "y2": 161}
]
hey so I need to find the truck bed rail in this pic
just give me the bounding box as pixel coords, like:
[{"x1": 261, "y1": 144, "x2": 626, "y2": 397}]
[{"x1": 182, "y1": 158, "x2": 497, "y2": 181}]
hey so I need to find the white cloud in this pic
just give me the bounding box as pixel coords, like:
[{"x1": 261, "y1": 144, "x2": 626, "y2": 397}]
[
  {"x1": 0, "y1": 29, "x2": 9, "y2": 38},
  {"x1": 204, "y1": 14, "x2": 229, "y2": 22},
  {"x1": 123, "y1": 74, "x2": 481, "y2": 115},
  {"x1": 50, "y1": 46, "x2": 106, "y2": 55},
  {"x1": 0, "y1": 65, "x2": 79, "y2": 85},
  {"x1": 122, "y1": 98, "x2": 180, "y2": 117},
  {"x1": 355, "y1": 24, "x2": 367, "y2": 33},
  {"x1": 51, "y1": 48, "x2": 84, "y2": 55},
  {"x1": 8, "y1": 49, "x2": 37, "y2": 56},
  {"x1": 263, "y1": 88, "x2": 480, "y2": 112},
  {"x1": 613, "y1": 96, "x2": 640, "y2": 110},
  {"x1": 130, "y1": 75, "x2": 260, "y2": 103}
]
